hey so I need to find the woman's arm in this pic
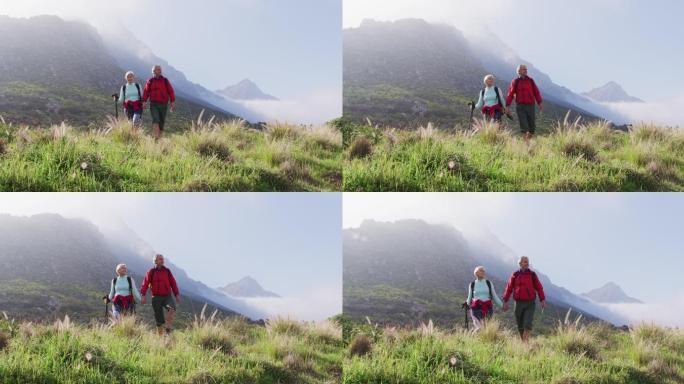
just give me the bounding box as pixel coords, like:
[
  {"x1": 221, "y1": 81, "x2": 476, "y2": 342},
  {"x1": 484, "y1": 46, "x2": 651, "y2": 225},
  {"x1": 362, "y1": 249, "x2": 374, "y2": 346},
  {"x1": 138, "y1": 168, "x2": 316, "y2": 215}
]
[
  {"x1": 131, "y1": 278, "x2": 142, "y2": 302},
  {"x1": 466, "y1": 283, "x2": 474, "y2": 305},
  {"x1": 108, "y1": 278, "x2": 116, "y2": 300},
  {"x1": 490, "y1": 282, "x2": 504, "y2": 307},
  {"x1": 475, "y1": 90, "x2": 484, "y2": 109}
]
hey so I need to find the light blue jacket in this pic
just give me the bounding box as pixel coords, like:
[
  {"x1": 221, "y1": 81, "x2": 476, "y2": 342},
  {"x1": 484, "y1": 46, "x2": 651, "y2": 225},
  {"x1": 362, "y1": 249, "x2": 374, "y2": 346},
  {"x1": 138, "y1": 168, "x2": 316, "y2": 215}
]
[
  {"x1": 108, "y1": 275, "x2": 142, "y2": 302},
  {"x1": 475, "y1": 86, "x2": 506, "y2": 109},
  {"x1": 119, "y1": 82, "x2": 142, "y2": 104},
  {"x1": 466, "y1": 279, "x2": 503, "y2": 307}
]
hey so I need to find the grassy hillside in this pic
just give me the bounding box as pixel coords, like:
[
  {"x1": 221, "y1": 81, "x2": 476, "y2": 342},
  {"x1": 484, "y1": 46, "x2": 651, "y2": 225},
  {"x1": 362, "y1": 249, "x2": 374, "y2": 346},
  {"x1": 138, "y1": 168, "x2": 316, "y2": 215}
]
[
  {"x1": 0, "y1": 115, "x2": 342, "y2": 191},
  {"x1": 344, "y1": 284, "x2": 592, "y2": 333},
  {"x1": 342, "y1": 317, "x2": 684, "y2": 384},
  {"x1": 0, "y1": 81, "x2": 235, "y2": 131},
  {"x1": 338, "y1": 117, "x2": 684, "y2": 192},
  {"x1": 0, "y1": 312, "x2": 343, "y2": 384}
]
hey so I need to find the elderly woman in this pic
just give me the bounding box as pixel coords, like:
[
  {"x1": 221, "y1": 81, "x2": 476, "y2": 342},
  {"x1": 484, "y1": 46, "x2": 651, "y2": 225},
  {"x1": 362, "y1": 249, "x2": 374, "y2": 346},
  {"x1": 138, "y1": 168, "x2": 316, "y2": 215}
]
[
  {"x1": 474, "y1": 74, "x2": 507, "y2": 122},
  {"x1": 466, "y1": 266, "x2": 503, "y2": 330},
  {"x1": 108, "y1": 263, "x2": 142, "y2": 320},
  {"x1": 119, "y1": 71, "x2": 144, "y2": 127}
]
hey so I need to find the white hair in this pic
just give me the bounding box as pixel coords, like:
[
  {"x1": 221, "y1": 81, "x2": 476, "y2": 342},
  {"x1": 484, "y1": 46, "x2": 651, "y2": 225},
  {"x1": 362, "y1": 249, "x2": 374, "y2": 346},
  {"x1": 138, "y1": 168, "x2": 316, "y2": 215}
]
[
  {"x1": 151, "y1": 65, "x2": 162, "y2": 74},
  {"x1": 519, "y1": 255, "x2": 529, "y2": 263},
  {"x1": 124, "y1": 71, "x2": 135, "y2": 80},
  {"x1": 483, "y1": 74, "x2": 495, "y2": 84},
  {"x1": 153, "y1": 254, "x2": 164, "y2": 262},
  {"x1": 115, "y1": 263, "x2": 127, "y2": 276},
  {"x1": 473, "y1": 266, "x2": 486, "y2": 277},
  {"x1": 517, "y1": 64, "x2": 527, "y2": 72}
]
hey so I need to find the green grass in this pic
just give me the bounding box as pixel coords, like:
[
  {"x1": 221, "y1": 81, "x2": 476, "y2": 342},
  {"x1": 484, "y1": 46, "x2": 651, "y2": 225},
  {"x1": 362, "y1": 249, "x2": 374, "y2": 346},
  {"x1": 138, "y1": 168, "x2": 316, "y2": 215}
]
[
  {"x1": 339, "y1": 117, "x2": 684, "y2": 192},
  {"x1": 0, "y1": 313, "x2": 343, "y2": 384},
  {"x1": 0, "y1": 116, "x2": 342, "y2": 191},
  {"x1": 342, "y1": 317, "x2": 684, "y2": 384}
]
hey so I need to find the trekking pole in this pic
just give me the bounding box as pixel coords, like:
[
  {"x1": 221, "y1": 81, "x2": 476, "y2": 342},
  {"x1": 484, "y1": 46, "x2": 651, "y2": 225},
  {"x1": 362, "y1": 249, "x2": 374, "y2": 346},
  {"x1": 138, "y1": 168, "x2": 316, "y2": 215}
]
[
  {"x1": 467, "y1": 101, "x2": 475, "y2": 131},
  {"x1": 111, "y1": 94, "x2": 119, "y2": 119},
  {"x1": 102, "y1": 295, "x2": 110, "y2": 323},
  {"x1": 461, "y1": 302, "x2": 469, "y2": 330}
]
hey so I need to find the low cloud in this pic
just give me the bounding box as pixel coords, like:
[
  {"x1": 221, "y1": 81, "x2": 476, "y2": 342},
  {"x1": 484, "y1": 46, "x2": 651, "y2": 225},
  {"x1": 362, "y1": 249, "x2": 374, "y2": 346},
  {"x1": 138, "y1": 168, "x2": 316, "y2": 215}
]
[
  {"x1": 603, "y1": 295, "x2": 684, "y2": 328},
  {"x1": 602, "y1": 96, "x2": 684, "y2": 128},
  {"x1": 238, "y1": 285, "x2": 342, "y2": 322},
  {"x1": 235, "y1": 87, "x2": 342, "y2": 126}
]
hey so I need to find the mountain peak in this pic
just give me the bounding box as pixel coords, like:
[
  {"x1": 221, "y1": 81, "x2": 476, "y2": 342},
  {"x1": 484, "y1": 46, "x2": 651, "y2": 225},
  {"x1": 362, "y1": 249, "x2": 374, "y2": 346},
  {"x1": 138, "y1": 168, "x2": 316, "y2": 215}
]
[
  {"x1": 581, "y1": 282, "x2": 643, "y2": 304},
  {"x1": 218, "y1": 276, "x2": 280, "y2": 298},
  {"x1": 217, "y1": 79, "x2": 278, "y2": 101},
  {"x1": 582, "y1": 82, "x2": 643, "y2": 103}
]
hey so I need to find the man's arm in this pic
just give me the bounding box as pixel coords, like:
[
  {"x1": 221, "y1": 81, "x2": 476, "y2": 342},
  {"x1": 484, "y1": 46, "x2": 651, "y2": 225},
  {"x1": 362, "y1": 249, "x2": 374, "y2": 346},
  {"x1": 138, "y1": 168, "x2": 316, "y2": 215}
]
[
  {"x1": 140, "y1": 270, "x2": 150, "y2": 297},
  {"x1": 169, "y1": 270, "x2": 180, "y2": 298},
  {"x1": 533, "y1": 272, "x2": 546, "y2": 302},
  {"x1": 502, "y1": 273, "x2": 514, "y2": 303},
  {"x1": 505, "y1": 79, "x2": 516, "y2": 107},
  {"x1": 532, "y1": 79, "x2": 543, "y2": 107},
  {"x1": 142, "y1": 81, "x2": 151, "y2": 103}
]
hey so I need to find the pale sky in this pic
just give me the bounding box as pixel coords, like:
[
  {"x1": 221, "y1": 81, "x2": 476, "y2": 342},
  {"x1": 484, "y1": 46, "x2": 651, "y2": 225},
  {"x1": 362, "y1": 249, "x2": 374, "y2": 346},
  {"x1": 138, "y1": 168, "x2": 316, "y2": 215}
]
[
  {"x1": 344, "y1": 0, "x2": 684, "y2": 103},
  {"x1": 344, "y1": 193, "x2": 684, "y2": 307},
  {"x1": 0, "y1": 193, "x2": 342, "y2": 320}
]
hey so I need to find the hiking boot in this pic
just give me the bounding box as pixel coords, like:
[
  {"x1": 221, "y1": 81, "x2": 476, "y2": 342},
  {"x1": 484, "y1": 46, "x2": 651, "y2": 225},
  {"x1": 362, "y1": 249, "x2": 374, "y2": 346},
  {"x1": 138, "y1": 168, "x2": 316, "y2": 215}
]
[{"x1": 165, "y1": 328, "x2": 172, "y2": 336}]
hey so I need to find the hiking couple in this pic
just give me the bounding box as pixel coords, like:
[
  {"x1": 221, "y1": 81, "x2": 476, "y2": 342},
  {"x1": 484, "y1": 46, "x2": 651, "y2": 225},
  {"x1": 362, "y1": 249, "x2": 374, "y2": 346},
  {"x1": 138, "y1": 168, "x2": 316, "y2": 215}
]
[
  {"x1": 105, "y1": 254, "x2": 181, "y2": 336},
  {"x1": 465, "y1": 256, "x2": 546, "y2": 342},
  {"x1": 118, "y1": 65, "x2": 176, "y2": 140},
  {"x1": 474, "y1": 64, "x2": 543, "y2": 143}
]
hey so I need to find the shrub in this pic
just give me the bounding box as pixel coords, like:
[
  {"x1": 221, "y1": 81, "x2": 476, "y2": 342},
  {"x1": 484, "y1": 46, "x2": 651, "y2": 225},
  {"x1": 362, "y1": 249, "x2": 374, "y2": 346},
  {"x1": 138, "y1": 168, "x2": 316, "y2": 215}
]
[
  {"x1": 349, "y1": 334, "x2": 372, "y2": 357},
  {"x1": 349, "y1": 137, "x2": 373, "y2": 159},
  {"x1": 267, "y1": 317, "x2": 304, "y2": 336},
  {"x1": 196, "y1": 137, "x2": 232, "y2": 162},
  {"x1": 267, "y1": 124, "x2": 299, "y2": 141},
  {"x1": 0, "y1": 331, "x2": 9, "y2": 351}
]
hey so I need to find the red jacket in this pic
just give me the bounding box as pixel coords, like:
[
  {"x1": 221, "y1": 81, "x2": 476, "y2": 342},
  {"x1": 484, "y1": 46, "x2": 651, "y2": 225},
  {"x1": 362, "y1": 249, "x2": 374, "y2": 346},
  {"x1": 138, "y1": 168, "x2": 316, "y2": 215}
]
[
  {"x1": 143, "y1": 76, "x2": 176, "y2": 104},
  {"x1": 503, "y1": 269, "x2": 545, "y2": 302},
  {"x1": 506, "y1": 76, "x2": 542, "y2": 106},
  {"x1": 140, "y1": 266, "x2": 179, "y2": 297}
]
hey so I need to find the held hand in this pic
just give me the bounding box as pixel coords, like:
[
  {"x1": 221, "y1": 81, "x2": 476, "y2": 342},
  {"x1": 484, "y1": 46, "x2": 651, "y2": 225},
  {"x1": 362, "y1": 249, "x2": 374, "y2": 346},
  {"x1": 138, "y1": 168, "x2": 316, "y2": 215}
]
[
  {"x1": 175, "y1": 295, "x2": 181, "y2": 304},
  {"x1": 540, "y1": 300, "x2": 547, "y2": 310},
  {"x1": 170, "y1": 102, "x2": 176, "y2": 112},
  {"x1": 538, "y1": 103, "x2": 544, "y2": 113},
  {"x1": 505, "y1": 107, "x2": 511, "y2": 115},
  {"x1": 142, "y1": 102, "x2": 147, "y2": 111},
  {"x1": 141, "y1": 296, "x2": 147, "y2": 305},
  {"x1": 503, "y1": 302, "x2": 509, "y2": 312}
]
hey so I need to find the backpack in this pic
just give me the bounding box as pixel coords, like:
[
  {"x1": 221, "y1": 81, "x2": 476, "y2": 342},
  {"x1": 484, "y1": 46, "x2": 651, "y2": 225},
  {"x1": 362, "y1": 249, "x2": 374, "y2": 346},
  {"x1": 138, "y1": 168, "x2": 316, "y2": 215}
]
[
  {"x1": 470, "y1": 279, "x2": 493, "y2": 300},
  {"x1": 481, "y1": 86, "x2": 503, "y2": 108},
  {"x1": 121, "y1": 83, "x2": 141, "y2": 101}
]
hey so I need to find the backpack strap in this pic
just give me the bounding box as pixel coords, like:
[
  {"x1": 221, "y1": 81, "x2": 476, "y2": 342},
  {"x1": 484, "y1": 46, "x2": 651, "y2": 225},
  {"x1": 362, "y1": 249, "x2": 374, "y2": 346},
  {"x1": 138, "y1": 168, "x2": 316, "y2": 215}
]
[
  {"x1": 121, "y1": 85, "x2": 126, "y2": 102},
  {"x1": 135, "y1": 83, "x2": 141, "y2": 99},
  {"x1": 486, "y1": 280, "x2": 493, "y2": 300},
  {"x1": 494, "y1": 86, "x2": 503, "y2": 107},
  {"x1": 480, "y1": 88, "x2": 485, "y2": 100},
  {"x1": 470, "y1": 281, "x2": 475, "y2": 295}
]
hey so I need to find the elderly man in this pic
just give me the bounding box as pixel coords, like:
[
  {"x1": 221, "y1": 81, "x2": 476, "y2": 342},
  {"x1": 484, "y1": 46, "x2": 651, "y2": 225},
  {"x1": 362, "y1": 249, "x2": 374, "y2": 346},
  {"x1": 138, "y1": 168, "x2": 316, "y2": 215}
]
[
  {"x1": 505, "y1": 65, "x2": 543, "y2": 143},
  {"x1": 142, "y1": 65, "x2": 176, "y2": 140},
  {"x1": 502, "y1": 256, "x2": 546, "y2": 342},
  {"x1": 140, "y1": 254, "x2": 181, "y2": 336}
]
